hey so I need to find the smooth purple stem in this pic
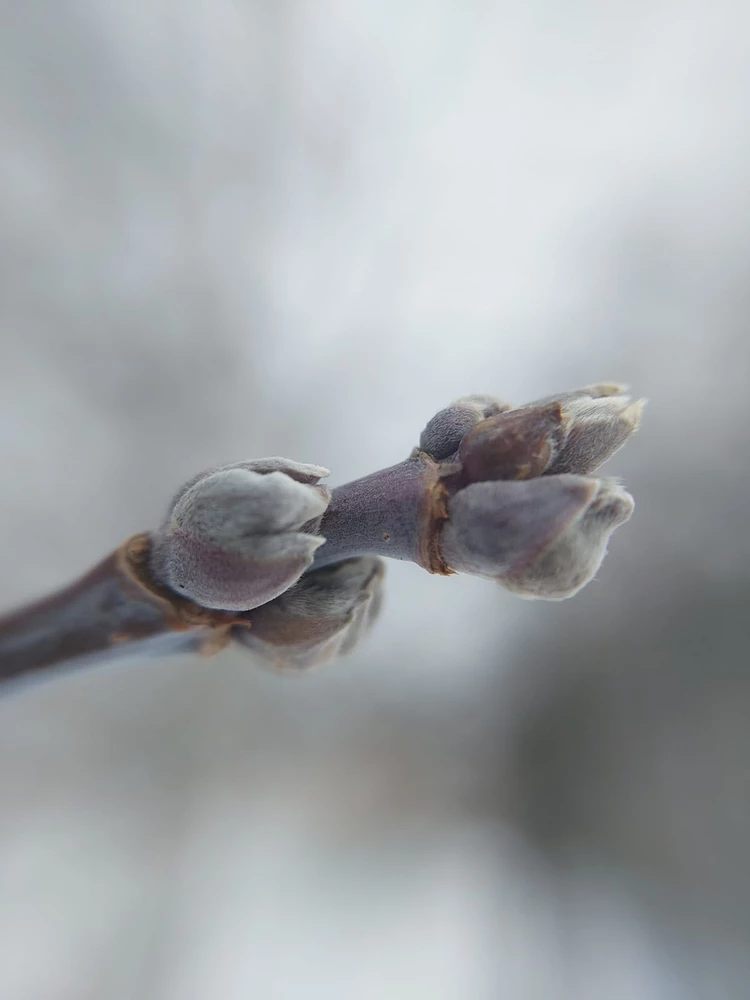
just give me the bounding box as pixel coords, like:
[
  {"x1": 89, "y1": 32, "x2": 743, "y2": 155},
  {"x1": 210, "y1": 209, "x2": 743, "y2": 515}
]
[
  {"x1": 312, "y1": 458, "x2": 428, "y2": 569},
  {"x1": 0, "y1": 458, "x2": 437, "y2": 687},
  {"x1": 0, "y1": 548, "x2": 206, "y2": 687}
]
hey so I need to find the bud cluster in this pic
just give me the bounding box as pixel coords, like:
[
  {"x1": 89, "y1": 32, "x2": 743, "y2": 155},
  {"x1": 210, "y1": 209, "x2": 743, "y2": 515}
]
[{"x1": 148, "y1": 385, "x2": 643, "y2": 667}]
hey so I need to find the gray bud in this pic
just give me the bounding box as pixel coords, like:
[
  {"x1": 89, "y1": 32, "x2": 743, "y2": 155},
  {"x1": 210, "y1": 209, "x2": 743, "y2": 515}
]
[
  {"x1": 233, "y1": 556, "x2": 385, "y2": 670},
  {"x1": 440, "y1": 475, "x2": 634, "y2": 599},
  {"x1": 171, "y1": 469, "x2": 328, "y2": 544},
  {"x1": 419, "y1": 395, "x2": 512, "y2": 460},
  {"x1": 227, "y1": 458, "x2": 330, "y2": 485},
  {"x1": 545, "y1": 392, "x2": 645, "y2": 476},
  {"x1": 450, "y1": 385, "x2": 644, "y2": 485},
  {"x1": 500, "y1": 479, "x2": 634, "y2": 599},
  {"x1": 523, "y1": 382, "x2": 627, "y2": 408},
  {"x1": 441, "y1": 475, "x2": 598, "y2": 580},
  {"x1": 162, "y1": 457, "x2": 329, "y2": 515},
  {"x1": 151, "y1": 463, "x2": 330, "y2": 611}
]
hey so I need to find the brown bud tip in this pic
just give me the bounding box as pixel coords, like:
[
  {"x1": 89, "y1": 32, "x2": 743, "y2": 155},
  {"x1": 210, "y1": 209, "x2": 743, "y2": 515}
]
[
  {"x1": 450, "y1": 384, "x2": 644, "y2": 485},
  {"x1": 419, "y1": 395, "x2": 512, "y2": 460},
  {"x1": 457, "y1": 403, "x2": 564, "y2": 483}
]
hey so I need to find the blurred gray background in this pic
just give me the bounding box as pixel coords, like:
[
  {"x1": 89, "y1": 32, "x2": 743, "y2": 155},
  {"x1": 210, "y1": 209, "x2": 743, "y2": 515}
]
[{"x1": 1, "y1": 1, "x2": 749, "y2": 997}]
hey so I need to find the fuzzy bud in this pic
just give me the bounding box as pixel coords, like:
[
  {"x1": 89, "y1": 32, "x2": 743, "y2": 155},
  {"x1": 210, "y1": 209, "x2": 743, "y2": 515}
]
[
  {"x1": 233, "y1": 556, "x2": 385, "y2": 670},
  {"x1": 440, "y1": 475, "x2": 634, "y2": 599},
  {"x1": 419, "y1": 395, "x2": 512, "y2": 460},
  {"x1": 151, "y1": 459, "x2": 330, "y2": 611},
  {"x1": 454, "y1": 385, "x2": 644, "y2": 483},
  {"x1": 544, "y1": 393, "x2": 645, "y2": 476},
  {"x1": 500, "y1": 479, "x2": 634, "y2": 599}
]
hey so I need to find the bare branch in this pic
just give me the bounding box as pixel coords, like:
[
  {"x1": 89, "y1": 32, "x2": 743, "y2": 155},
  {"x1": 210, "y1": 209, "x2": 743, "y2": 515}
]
[{"x1": 0, "y1": 384, "x2": 644, "y2": 688}]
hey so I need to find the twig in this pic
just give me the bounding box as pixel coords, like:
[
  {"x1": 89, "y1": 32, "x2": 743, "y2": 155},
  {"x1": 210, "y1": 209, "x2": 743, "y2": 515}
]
[{"x1": 0, "y1": 384, "x2": 644, "y2": 687}]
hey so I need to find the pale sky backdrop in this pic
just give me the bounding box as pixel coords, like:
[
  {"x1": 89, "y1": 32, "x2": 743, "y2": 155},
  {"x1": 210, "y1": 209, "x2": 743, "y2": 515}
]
[{"x1": 1, "y1": 2, "x2": 749, "y2": 998}]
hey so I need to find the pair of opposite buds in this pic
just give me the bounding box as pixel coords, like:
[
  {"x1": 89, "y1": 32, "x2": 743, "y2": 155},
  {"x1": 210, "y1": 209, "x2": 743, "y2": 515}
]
[{"x1": 148, "y1": 383, "x2": 643, "y2": 670}]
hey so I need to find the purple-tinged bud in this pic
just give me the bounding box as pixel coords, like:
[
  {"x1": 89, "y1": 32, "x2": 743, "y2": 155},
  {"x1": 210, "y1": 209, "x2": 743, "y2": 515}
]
[
  {"x1": 227, "y1": 458, "x2": 330, "y2": 485},
  {"x1": 451, "y1": 387, "x2": 644, "y2": 485},
  {"x1": 456, "y1": 403, "x2": 564, "y2": 484},
  {"x1": 163, "y1": 458, "x2": 330, "y2": 514},
  {"x1": 440, "y1": 475, "x2": 634, "y2": 599},
  {"x1": 151, "y1": 460, "x2": 331, "y2": 611},
  {"x1": 522, "y1": 382, "x2": 627, "y2": 408},
  {"x1": 233, "y1": 556, "x2": 385, "y2": 671},
  {"x1": 500, "y1": 479, "x2": 634, "y2": 599},
  {"x1": 419, "y1": 395, "x2": 512, "y2": 460},
  {"x1": 441, "y1": 475, "x2": 597, "y2": 579},
  {"x1": 544, "y1": 394, "x2": 645, "y2": 476}
]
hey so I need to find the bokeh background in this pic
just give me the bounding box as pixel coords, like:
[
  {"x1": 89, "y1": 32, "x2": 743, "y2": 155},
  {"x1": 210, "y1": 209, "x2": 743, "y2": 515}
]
[{"x1": 1, "y1": 2, "x2": 749, "y2": 997}]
